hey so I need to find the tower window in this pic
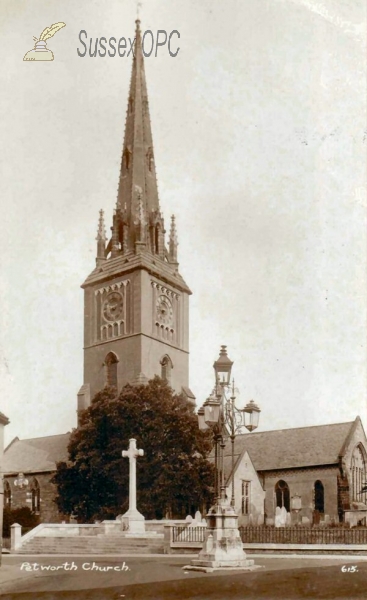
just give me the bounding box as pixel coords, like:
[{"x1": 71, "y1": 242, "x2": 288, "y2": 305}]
[
  {"x1": 160, "y1": 355, "x2": 173, "y2": 384},
  {"x1": 31, "y1": 478, "x2": 40, "y2": 513},
  {"x1": 275, "y1": 480, "x2": 290, "y2": 512},
  {"x1": 105, "y1": 352, "x2": 119, "y2": 388}
]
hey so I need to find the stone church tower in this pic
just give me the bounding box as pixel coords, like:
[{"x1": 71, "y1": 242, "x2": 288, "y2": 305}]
[{"x1": 77, "y1": 21, "x2": 193, "y2": 413}]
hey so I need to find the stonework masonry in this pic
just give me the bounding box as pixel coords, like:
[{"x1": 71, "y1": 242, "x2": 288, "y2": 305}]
[
  {"x1": 262, "y1": 466, "x2": 340, "y2": 523},
  {"x1": 5, "y1": 473, "x2": 64, "y2": 523}
]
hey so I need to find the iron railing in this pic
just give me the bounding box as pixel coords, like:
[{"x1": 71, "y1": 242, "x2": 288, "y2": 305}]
[
  {"x1": 172, "y1": 526, "x2": 206, "y2": 543},
  {"x1": 171, "y1": 525, "x2": 367, "y2": 545},
  {"x1": 239, "y1": 526, "x2": 367, "y2": 545}
]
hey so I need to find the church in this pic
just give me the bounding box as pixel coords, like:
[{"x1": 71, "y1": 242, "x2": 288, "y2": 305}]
[{"x1": 2, "y1": 19, "x2": 366, "y2": 527}]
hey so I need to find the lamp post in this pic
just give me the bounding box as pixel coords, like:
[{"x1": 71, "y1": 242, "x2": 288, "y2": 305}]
[{"x1": 188, "y1": 345, "x2": 261, "y2": 572}]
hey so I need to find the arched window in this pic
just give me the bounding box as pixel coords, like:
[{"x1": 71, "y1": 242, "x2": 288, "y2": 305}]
[
  {"x1": 31, "y1": 478, "x2": 40, "y2": 513},
  {"x1": 275, "y1": 480, "x2": 290, "y2": 512},
  {"x1": 4, "y1": 480, "x2": 11, "y2": 509},
  {"x1": 105, "y1": 352, "x2": 119, "y2": 388},
  {"x1": 351, "y1": 444, "x2": 367, "y2": 503},
  {"x1": 160, "y1": 355, "x2": 173, "y2": 384},
  {"x1": 314, "y1": 480, "x2": 324, "y2": 513}
]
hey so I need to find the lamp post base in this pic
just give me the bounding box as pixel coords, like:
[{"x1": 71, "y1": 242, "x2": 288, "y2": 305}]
[{"x1": 184, "y1": 497, "x2": 261, "y2": 573}]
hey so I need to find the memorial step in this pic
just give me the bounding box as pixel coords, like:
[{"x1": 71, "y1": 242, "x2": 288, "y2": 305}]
[{"x1": 15, "y1": 534, "x2": 165, "y2": 554}]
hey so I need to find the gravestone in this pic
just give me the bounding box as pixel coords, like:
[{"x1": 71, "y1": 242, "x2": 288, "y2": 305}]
[{"x1": 275, "y1": 507, "x2": 282, "y2": 528}]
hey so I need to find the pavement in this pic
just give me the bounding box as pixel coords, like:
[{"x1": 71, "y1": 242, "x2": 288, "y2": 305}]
[{"x1": 0, "y1": 553, "x2": 366, "y2": 599}]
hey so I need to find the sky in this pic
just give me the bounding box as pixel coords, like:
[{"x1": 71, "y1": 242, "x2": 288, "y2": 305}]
[{"x1": 0, "y1": 0, "x2": 366, "y2": 446}]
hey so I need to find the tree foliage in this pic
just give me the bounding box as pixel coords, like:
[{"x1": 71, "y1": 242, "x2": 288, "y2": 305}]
[
  {"x1": 53, "y1": 378, "x2": 214, "y2": 521},
  {"x1": 2, "y1": 507, "x2": 40, "y2": 537}
]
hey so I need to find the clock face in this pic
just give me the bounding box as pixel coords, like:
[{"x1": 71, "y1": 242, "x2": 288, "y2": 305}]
[
  {"x1": 156, "y1": 295, "x2": 173, "y2": 326},
  {"x1": 103, "y1": 292, "x2": 124, "y2": 322}
]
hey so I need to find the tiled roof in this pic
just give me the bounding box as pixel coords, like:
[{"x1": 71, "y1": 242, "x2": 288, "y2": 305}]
[
  {"x1": 2, "y1": 433, "x2": 71, "y2": 474},
  {"x1": 220, "y1": 420, "x2": 356, "y2": 479}
]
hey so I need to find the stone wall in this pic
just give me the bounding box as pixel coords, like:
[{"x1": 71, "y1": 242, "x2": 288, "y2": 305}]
[
  {"x1": 261, "y1": 465, "x2": 340, "y2": 523},
  {"x1": 4, "y1": 472, "x2": 64, "y2": 523}
]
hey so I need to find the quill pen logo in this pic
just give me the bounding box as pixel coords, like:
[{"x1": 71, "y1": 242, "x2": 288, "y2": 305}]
[{"x1": 23, "y1": 22, "x2": 66, "y2": 61}]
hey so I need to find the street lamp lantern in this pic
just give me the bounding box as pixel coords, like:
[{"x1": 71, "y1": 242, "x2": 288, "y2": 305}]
[
  {"x1": 203, "y1": 396, "x2": 221, "y2": 426},
  {"x1": 242, "y1": 400, "x2": 261, "y2": 432},
  {"x1": 197, "y1": 406, "x2": 209, "y2": 431},
  {"x1": 213, "y1": 345, "x2": 233, "y2": 387}
]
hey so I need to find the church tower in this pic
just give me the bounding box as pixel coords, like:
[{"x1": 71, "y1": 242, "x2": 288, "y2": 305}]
[{"x1": 77, "y1": 20, "x2": 193, "y2": 412}]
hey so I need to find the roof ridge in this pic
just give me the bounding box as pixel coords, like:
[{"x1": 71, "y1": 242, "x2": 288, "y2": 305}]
[
  {"x1": 235, "y1": 420, "x2": 355, "y2": 437},
  {"x1": 18, "y1": 432, "x2": 70, "y2": 443}
]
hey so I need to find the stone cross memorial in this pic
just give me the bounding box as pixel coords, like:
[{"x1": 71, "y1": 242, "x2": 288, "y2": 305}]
[{"x1": 121, "y1": 438, "x2": 145, "y2": 533}]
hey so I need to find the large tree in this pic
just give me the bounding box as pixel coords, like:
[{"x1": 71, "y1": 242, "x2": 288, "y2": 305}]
[{"x1": 53, "y1": 378, "x2": 214, "y2": 521}]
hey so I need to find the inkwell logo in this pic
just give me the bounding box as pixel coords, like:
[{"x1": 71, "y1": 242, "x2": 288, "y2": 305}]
[{"x1": 23, "y1": 22, "x2": 66, "y2": 61}]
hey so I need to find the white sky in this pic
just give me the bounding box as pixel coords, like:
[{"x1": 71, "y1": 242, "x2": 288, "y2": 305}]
[{"x1": 0, "y1": 0, "x2": 366, "y2": 445}]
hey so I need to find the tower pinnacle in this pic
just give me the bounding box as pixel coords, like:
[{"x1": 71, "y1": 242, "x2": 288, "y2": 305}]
[
  {"x1": 96, "y1": 209, "x2": 107, "y2": 266},
  {"x1": 169, "y1": 214, "x2": 179, "y2": 266}
]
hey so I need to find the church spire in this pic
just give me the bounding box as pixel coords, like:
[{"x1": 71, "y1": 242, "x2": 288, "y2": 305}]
[{"x1": 117, "y1": 19, "x2": 160, "y2": 239}]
